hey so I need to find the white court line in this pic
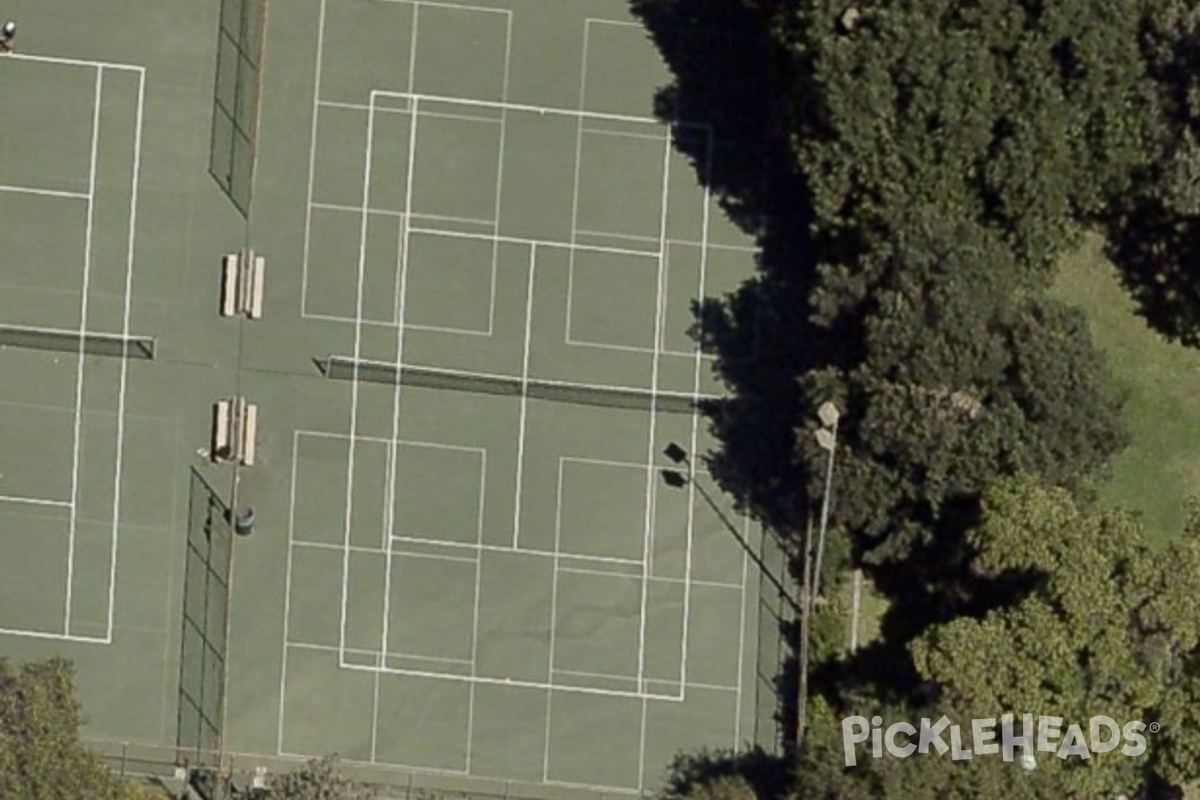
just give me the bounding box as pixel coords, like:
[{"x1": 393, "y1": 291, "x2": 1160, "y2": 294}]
[
  {"x1": 381, "y1": 436, "x2": 397, "y2": 556},
  {"x1": 579, "y1": 127, "x2": 668, "y2": 143},
  {"x1": 0, "y1": 495, "x2": 73, "y2": 508},
  {"x1": 325, "y1": 358, "x2": 718, "y2": 406},
  {"x1": 387, "y1": 651, "x2": 474, "y2": 666},
  {"x1": 0, "y1": 185, "x2": 90, "y2": 200},
  {"x1": 301, "y1": 310, "x2": 397, "y2": 328},
  {"x1": 380, "y1": 0, "x2": 512, "y2": 14},
  {"x1": 294, "y1": 539, "x2": 383, "y2": 556},
  {"x1": 562, "y1": 21, "x2": 589, "y2": 352},
  {"x1": 405, "y1": 1, "x2": 420, "y2": 98},
  {"x1": 409, "y1": 108, "x2": 504, "y2": 126},
  {"x1": 291, "y1": 641, "x2": 473, "y2": 666},
  {"x1": 7, "y1": 52, "x2": 144, "y2": 71},
  {"x1": 336, "y1": 67, "x2": 376, "y2": 661},
  {"x1": 300, "y1": 0, "x2": 328, "y2": 320},
  {"x1": 318, "y1": 99, "x2": 411, "y2": 114},
  {"x1": 298, "y1": 427, "x2": 487, "y2": 455},
  {"x1": 633, "y1": 127, "x2": 672, "y2": 695},
  {"x1": 392, "y1": 208, "x2": 406, "y2": 334},
  {"x1": 408, "y1": 225, "x2": 668, "y2": 260},
  {"x1": 473, "y1": 6, "x2": 513, "y2": 370},
  {"x1": 64, "y1": 65, "x2": 103, "y2": 636},
  {"x1": 584, "y1": 16, "x2": 644, "y2": 29},
  {"x1": 564, "y1": 337, "x2": 662, "y2": 355},
  {"x1": 544, "y1": 778, "x2": 641, "y2": 797},
  {"x1": 311, "y1": 204, "x2": 496, "y2": 228},
  {"x1": 390, "y1": 534, "x2": 643, "y2": 565},
  {"x1": 404, "y1": 322, "x2": 493, "y2": 337},
  {"x1": 370, "y1": 663, "x2": 382, "y2": 761},
  {"x1": 702, "y1": 241, "x2": 760, "y2": 254},
  {"x1": 511, "y1": 245, "x2": 535, "y2": 549},
  {"x1": 677, "y1": 124, "x2": 715, "y2": 694},
  {"x1": 563, "y1": 250, "x2": 663, "y2": 352},
  {"x1": 683, "y1": 680, "x2": 740, "y2": 694},
  {"x1": 562, "y1": 454, "x2": 654, "y2": 471},
  {"x1": 464, "y1": 447, "x2": 489, "y2": 772},
  {"x1": 553, "y1": 667, "x2": 637, "y2": 683},
  {"x1": 378, "y1": 89, "x2": 422, "y2": 671},
  {"x1": 733, "y1": 520, "x2": 750, "y2": 749},
  {"x1": 337, "y1": 658, "x2": 682, "y2": 701},
  {"x1": 554, "y1": 457, "x2": 650, "y2": 567},
  {"x1": 638, "y1": 695, "x2": 648, "y2": 792},
  {"x1": 556, "y1": 566, "x2": 640, "y2": 581},
  {"x1": 300, "y1": 307, "x2": 520, "y2": 338},
  {"x1": 575, "y1": 228, "x2": 660, "y2": 244},
  {"x1": 558, "y1": 565, "x2": 741, "y2": 592},
  {"x1": 277, "y1": 431, "x2": 302, "y2": 754},
  {"x1": 391, "y1": 547, "x2": 479, "y2": 565},
  {"x1": 655, "y1": 130, "x2": 672, "y2": 348},
  {"x1": 542, "y1": 458, "x2": 567, "y2": 782},
  {"x1": 0, "y1": 627, "x2": 107, "y2": 643},
  {"x1": 325, "y1": 88, "x2": 712, "y2": 129},
  {"x1": 103, "y1": 64, "x2": 146, "y2": 643},
  {"x1": 412, "y1": 211, "x2": 496, "y2": 227},
  {"x1": 367, "y1": 114, "x2": 501, "y2": 334},
  {"x1": 311, "y1": 201, "x2": 406, "y2": 217}
]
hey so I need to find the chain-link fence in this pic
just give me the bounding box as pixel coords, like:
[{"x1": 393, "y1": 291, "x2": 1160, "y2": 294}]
[
  {"x1": 209, "y1": 0, "x2": 267, "y2": 216},
  {"x1": 176, "y1": 468, "x2": 234, "y2": 780}
]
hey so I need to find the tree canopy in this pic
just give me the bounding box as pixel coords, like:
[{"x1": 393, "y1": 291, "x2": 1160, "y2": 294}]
[
  {"x1": 630, "y1": 0, "x2": 1200, "y2": 797},
  {"x1": 266, "y1": 757, "x2": 375, "y2": 800},
  {"x1": 0, "y1": 657, "x2": 129, "y2": 800}
]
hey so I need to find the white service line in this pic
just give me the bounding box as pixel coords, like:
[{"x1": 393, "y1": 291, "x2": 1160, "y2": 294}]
[
  {"x1": 379, "y1": 88, "x2": 422, "y2": 671},
  {"x1": 299, "y1": 0, "x2": 329, "y2": 318},
  {"x1": 511, "y1": 244, "x2": 536, "y2": 548},
  {"x1": 0, "y1": 495, "x2": 73, "y2": 508},
  {"x1": 65, "y1": 65, "x2": 103, "y2": 635},
  {"x1": 336, "y1": 69, "x2": 375, "y2": 661},
  {"x1": 105, "y1": 64, "x2": 146, "y2": 642},
  {"x1": 277, "y1": 431, "x2": 302, "y2": 754},
  {"x1": 0, "y1": 185, "x2": 90, "y2": 200}
]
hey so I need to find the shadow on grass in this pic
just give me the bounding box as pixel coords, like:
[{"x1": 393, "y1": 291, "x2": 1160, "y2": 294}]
[{"x1": 1105, "y1": 192, "x2": 1200, "y2": 348}]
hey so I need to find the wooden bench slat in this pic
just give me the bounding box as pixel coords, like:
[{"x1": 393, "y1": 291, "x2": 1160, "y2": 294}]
[
  {"x1": 241, "y1": 403, "x2": 258, "y2": 466},
  {"x1": 221, "y1": 255, "x2": 240, "y2": 317},
  {"x1": 248, "y1": 257, "x2": 265, "y2": 319},
  {"x1": 213, "y1": 400, "x2": 232, "y2": 461}
]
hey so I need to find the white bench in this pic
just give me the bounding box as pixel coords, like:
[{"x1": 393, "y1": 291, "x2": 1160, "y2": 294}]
[
  {"x1": 247, "y1": 256, "x2": 265, "y2": 319},
  {"x1": 221, "y1": 254, "x2": 241, "y2": 317},
  {"x1": 213, "y1": 400, "x2": 232, "y2": 461},
  {"x1": 240, "y1": 403, "x2": 258, "y2": 466}
]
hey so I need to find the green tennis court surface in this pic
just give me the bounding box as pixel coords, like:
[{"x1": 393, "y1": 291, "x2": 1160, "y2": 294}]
[{"x1": 0, "y1": 0, "x2": 781, "y2": 794}]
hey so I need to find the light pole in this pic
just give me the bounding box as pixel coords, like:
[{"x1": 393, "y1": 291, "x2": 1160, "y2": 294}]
[{"x1": 811, "y1": 401, "x2": 839, "y2": 605}]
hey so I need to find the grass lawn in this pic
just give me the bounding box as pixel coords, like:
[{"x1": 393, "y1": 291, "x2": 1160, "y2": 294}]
[{"x1": 1052, "y1": 233, "x2": 1200, "y2": 545}]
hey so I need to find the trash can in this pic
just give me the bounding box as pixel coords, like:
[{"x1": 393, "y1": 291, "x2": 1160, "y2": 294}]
[{"x1": 232, "y1": 504, "x2": 255, "y2": 536}]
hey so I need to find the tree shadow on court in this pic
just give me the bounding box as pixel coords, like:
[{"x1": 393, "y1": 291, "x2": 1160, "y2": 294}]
[
  {"x1": 630, "y1": 0, "x2": 856, "y2": 761},
  {"x1": 631, "y1": 0, "x2": 998, "y2": 750},
  {"x1": 631, "y1": 0, "x2": 830, "y2": 537}
]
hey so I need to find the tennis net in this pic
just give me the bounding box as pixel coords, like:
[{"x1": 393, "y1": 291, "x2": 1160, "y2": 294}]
[
  {"x1": 0, "y1": 324, "x2": 156, "y2": 359},
  {"x1": 324, "y1": 355, "x2": 717, "y2": 414}
]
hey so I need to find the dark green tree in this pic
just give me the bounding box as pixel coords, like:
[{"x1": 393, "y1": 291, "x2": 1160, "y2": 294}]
[
  {"x1": 794, "y1": 0, "x2": 1161, "y2": 276},
  {"x1": 266, "y1": 756, "x2": 375, "y2": 800},
  {"x1": 910, "y1": 475, "x2": 1200, "y2": 797},
  {"x1": 0, "y1": 658, "x2": 127, "y2": 800}
]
